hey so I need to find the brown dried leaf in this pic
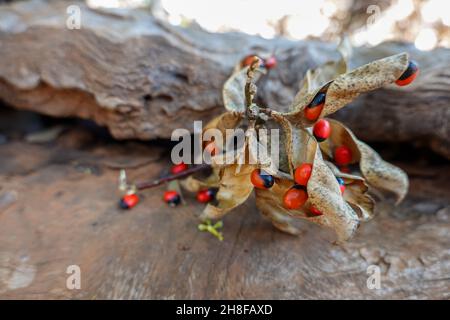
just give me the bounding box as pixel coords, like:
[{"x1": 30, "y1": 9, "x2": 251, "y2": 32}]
[
  {"x1": 285, "y1": 53, "x2": 409, "y2": 126},
  {"x1": 322, "y1": 119, "x2": 409, "y2": 203}
]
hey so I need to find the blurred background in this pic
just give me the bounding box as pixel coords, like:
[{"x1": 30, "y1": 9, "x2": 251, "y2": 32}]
[{"x1": 84, "y1": 0, "x2": 450, "y2": 50}]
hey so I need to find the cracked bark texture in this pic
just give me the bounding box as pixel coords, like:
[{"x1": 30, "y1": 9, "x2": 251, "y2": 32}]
[{"x1": 0, "y1": 0, "x2": 449, "y2": 158}]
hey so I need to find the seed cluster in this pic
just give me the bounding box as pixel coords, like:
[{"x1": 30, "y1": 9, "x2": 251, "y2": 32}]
[{"x1": 115, "y1": 52, "x2": 417, "y2": 242}]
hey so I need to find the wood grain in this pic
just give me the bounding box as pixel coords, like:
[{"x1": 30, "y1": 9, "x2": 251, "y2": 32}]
[{"x1": 0, "y1": 120, "x2": 449, "y2": 299}]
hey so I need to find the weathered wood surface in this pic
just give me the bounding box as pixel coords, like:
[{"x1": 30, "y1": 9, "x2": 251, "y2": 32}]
[
  {"x1": 0, "y1": 0, "x2": 449, "y2": 159},
  {"x1": 0, "y1": 109, "x2": 449, "y2": 299}
]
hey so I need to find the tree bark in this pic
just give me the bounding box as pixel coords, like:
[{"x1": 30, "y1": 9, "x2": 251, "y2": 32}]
[{"x1": 0, "y1": 0, "x2": 449, "y2": 158}]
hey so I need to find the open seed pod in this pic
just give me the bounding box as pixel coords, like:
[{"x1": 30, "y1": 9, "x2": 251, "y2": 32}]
[
  {"x1": 281, "y1": 52, "x2": 409, "y2": 127},
  {"x1": 255, "y1": 116, "x2": 362, "y2": 242},
  {"x1": 180, "y1": 41, "x2": 412, "y2": 242},
  {"x1": 325, "y1": 161, "x2": 375, "y2": 222},
  {"x1": 319, "y1": 119, "x2": 408, "y2": 204}
]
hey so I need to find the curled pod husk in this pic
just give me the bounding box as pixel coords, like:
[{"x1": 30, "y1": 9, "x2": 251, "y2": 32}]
[
  {"x1": 199, "y1": 122, "x2": 286, "y2": 220},
  {"x1": 185, "y1": 111, "x2": 243, "y2": 191},
  {"x1": 320, "y1": 119, "x2": 409, "y2": 204},
  {"x1": 285, "y1": 53, "x2": 409, "y2": 126},
  {"x1": 325, "y1": 161, "x2": 375, "y2": 222},
  {"x1": 255, "y1": 178, "x2": 309, "y2": 235},
  {"x1": 256, "y1": 116, "x2": 361, "y2": 242},
  {"x1": 307, "y1": 147, "x2": 360, "y2": 242},
  {"x1": 200, "y1": 111, "x2": 243, "y2": 158},
  {"x1": 255, "y1": 151, "x2": 361, "y2": 243},
  {"x1": 199, "y1": 125, "x2": 255, "y2": 220},
  {"x1": 296, "y1": 37, "x2": 350, "y2": 99},
  {"x1": 200, "y1": 162, "x2": 256, "y2": 221},
  {"x1": 180, "y1": 171, "x2": 220, "y2": 193}
]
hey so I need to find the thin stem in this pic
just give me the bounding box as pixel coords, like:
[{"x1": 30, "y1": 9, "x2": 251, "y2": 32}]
[
  {"x1": 135, "y1": 163, "x2": 210, "y2": 191},
  {"x1": 244, "y1": 56, "x2": 260, "y2": 109}
]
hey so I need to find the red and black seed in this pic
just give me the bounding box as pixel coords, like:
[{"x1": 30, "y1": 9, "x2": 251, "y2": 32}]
[
  {"x1": 396, "y1": 60, "x2": 419, "y2": 86},
  {"x1": 164, "y1": 190, "x2": 181, "y2": 207},
  {"x1": 251, "y1": 169, "x2": 275, "y2": 189}
]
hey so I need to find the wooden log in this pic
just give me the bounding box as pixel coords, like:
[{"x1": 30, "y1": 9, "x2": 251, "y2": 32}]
[
  {"x1": 0, "y1": 0, "x2": 449, "y2": 159},
  {"x1": 0, "y1": 120, "x2": 449, "y2": 299}
]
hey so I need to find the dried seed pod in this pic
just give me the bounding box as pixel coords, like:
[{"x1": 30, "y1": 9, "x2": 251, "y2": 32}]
[
  {"x1": 186, "y1": 44, "x2": 411, "y2": 242},
  {"x1": 320, "y1": 119, "x2": 408, "y2": 203},
  {"x1": 285, "y1": 53, "x2": 409, "y2": 126}
]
